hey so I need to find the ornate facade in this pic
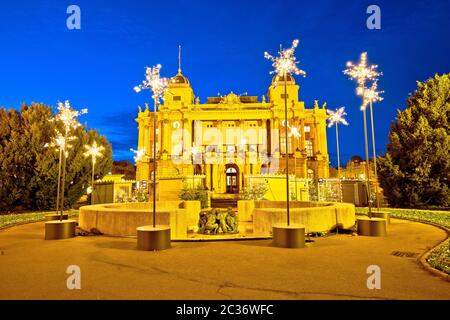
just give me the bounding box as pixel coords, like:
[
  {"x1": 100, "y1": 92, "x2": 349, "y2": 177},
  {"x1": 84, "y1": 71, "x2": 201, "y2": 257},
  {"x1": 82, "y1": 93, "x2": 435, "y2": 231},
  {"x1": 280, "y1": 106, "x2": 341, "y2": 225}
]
[{"x1": 136, "y1": 68, "x2": 329, "y2": 195}]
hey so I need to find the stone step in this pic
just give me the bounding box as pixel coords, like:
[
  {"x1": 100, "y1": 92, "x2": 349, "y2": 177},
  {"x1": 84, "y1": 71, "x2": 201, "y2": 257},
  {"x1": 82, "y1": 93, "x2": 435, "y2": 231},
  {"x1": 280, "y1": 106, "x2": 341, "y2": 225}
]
[{"x1": 210, "y1": 198, "x2": 238, "y2": 209}]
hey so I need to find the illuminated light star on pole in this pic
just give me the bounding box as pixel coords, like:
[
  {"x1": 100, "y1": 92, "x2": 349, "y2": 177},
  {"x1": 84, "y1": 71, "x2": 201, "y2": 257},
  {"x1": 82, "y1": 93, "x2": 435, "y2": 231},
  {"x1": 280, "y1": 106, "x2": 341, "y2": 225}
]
[
  {"x1": 265, "y1": 39, "x2": 306, "y2": 227},
  {"x1": 191, "y1": 144, "x2": 199, "y2": 188},
  {"x1": 134, "y1": 64, "x2": 169, "y2": 229},
  {"x1": 45, "y1": 131, "x2": 75, "y2": 214},
  {"x1": 130, "y1": 148, "x2": 146, "y2": 163},
  {"x1": 359, "y1": 80, "x2": 384, "y2": 111},
  {"x1": 264, "y1": 39, "x2": 306, "y2": 78},
  {"x1": 359, "y1": 80, "x2": 384, "y2": 211},
  {"x1": 344, "y1": 52, "x2": 381, "y2": 88},
  {"x1": 50, "y1": 100, "x2": 87, "y2": 221},
  {"x1": 52, "y1": 100, "x2": 88, "y2": 134},
  {"x1": 84, "y1": 141, "x2": 105, "y2": 204},
  {"x1": 134, "y1": 64, "x2": 169, "y2": 102},
  {"x1": 240, "y1": 138, "x2": 248, "y2": 181},
  {"x1": 344, "y1": 52, "x2": 380, "y2": 217},
  {"x1": 288, "y1": 126, "x2": 301, "y2": 201},
  {"x1": 327, "y1": 107, "x2": 349, "y2": 202}
]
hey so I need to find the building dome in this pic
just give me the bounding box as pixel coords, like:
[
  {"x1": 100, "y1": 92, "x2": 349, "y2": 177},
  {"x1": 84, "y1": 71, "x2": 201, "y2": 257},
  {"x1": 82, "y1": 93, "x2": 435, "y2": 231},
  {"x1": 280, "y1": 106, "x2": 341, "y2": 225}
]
[
  {"x1": 350, "y1": 155, "x2": 363, "y2": 163},
  {"x1": 272, "y1": 74, "x2": 295, "y2": 84},
  {"x1": 169, "y1": 73, "x2": 190, "y2": 85}
]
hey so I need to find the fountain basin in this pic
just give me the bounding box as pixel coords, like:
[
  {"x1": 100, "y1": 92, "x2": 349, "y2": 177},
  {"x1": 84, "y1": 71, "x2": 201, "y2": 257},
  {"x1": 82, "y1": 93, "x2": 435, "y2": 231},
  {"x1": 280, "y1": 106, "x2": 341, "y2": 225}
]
[
  {"x1": 246, "y1": 201, "x2": 356, "y2": 236},
  {"x1": 79, "y1": 201, "x2": 200, "y2": 239}
]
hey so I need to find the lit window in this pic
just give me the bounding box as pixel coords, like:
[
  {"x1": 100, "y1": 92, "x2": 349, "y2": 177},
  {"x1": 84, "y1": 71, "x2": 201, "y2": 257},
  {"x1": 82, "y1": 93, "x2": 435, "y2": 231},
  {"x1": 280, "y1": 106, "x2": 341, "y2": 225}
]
[
  {"x1": 305, "y1": 140, "x2": 313, "y2": 157},
  {"x1": 280, "y1": 136, "x2": 293, "y2": 154},
  {"x1": 304, "y1": 126, "x2": 311, "y2": 133}
]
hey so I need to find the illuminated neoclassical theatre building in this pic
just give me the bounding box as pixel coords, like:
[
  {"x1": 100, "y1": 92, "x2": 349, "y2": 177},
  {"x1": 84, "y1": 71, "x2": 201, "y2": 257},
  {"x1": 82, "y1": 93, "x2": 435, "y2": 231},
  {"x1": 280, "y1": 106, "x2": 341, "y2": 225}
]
[{"x1": 135, "y1": 67, "x2": 329, "y2": 199}]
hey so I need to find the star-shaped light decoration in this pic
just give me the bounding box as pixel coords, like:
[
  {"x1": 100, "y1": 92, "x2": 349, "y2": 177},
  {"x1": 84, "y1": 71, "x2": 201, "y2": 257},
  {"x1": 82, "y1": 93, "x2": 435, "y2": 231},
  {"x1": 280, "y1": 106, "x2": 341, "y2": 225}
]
[
  {"x1": 51, "y1": 100, "x2": 88, "y2": 134},
  {"x1": 281, "y1": 120, "x2": 290, "y2": 127},
  {"x1": 84, "y1": 141, "x2": 105, "y2": 164},
  {"x1": 191, "y1": 145, "x2": 199, "y2": 156},
  {"x1": 264, "y1": 39, "x2": 306, "y2": 80},
  {"x1": 134, "y1": 64, "x2": 169, "y2": 103},
  {"x1": 358, "y1": 81, "x2": 384, "y2": 111},
  {"x1": 130, "y1": 148, "x2": 146, "y2": 163},
  {"x1": 44, "y1": 131, "x2": 76, "y2": 157},
  {"x1": 288, "y1": 126, "x2": 301, "y2": 138},
  {"x1": 343, "y1": 52, "x2": 381, "y2": 88},
  {"x1": 327, "y1": 107, "x2": 349, "y2": 128}
]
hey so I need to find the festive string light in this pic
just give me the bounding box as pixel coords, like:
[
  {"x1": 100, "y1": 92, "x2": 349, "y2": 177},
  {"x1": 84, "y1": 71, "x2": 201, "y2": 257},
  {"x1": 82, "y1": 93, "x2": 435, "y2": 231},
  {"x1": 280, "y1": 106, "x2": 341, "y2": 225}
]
[
  {"x1": 358, "y1": 81, "x2": 384, "y2": 111},
  {"x1": 343, "y1": 52, "x2": 381, "y2": 88},
  {"x1": 264, "y1": 39, "x2": 306, "y2": 78},
  {"x1": 134, "y1": 64, "x2": 169, "y2": 103},
  {"x1": 327, "y1": 107, "x2": 349, "y2": 128},
  {"x1": 84, "y1": 141, "x2": 105, "y2": 163}
]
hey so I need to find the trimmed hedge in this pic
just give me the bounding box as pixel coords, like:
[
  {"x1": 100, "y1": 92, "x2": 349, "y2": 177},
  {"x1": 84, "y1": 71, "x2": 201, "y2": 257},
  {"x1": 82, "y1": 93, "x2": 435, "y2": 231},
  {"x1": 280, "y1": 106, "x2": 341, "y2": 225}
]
[
  {"x1": 0, "y1": 210, "x2": 79, "y2": 230},
  {"x1": 355, "y1": 207, "x2": 450, "y2": 275}
]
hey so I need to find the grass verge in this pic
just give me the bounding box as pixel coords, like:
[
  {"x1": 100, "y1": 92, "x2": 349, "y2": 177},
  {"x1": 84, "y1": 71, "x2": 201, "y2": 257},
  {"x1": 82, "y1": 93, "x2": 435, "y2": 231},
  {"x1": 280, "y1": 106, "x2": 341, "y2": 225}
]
[{"x1": 0, "y1": 210, "x2": 79, "y2": 230}]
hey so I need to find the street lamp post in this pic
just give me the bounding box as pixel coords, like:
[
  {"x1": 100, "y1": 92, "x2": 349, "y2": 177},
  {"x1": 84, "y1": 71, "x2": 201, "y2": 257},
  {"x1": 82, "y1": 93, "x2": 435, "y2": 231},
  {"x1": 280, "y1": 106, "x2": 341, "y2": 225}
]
[
  {"x1": 240, "y1": 138, "x2": 247, "y2": 190},
  {"x1": 50, "y1": 101, "x2": 87, "y2": 221},
  {"x1": 289, "y1": 126, "x2": 301, "y2": 201},
  {"x1": 45, "y1": 101, "x2": 86, "y2": 241},
  {"x1": 152, "y1": 97, "x2": 157, "y2": 224},
  {"x1": 191, "y1": 144, "x2": 199, "y2": 188},
  {"x1": 344, "y1": 52, "x2": 380, "y2": 218},
  {"x1": 326, "y1": 107, "x2": 349, "y2": 202},
  {"x1": 56, "y1": 146, "x2": 63, "y2": 212},
  {"x1": 265, "y1": 39, "x2": 306, "y2": 226},
  {"x1": 362, "y1": 81, "x2": 384, "y2": 211},
  {"x1": 84, "y1": 141, "x2": 105, "y2": 204},
  {"x1": 134, "y1": 64, "x2": 168, "y2": 229},
  {"x1": 45, "y1": 133, "x2": 72, "y2": 215}
]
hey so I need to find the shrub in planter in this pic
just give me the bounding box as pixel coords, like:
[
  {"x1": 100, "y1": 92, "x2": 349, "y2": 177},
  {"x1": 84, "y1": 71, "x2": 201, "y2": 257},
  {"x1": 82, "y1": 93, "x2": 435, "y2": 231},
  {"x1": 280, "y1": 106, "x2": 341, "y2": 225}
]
[{"x1": 180, "y1": 184, "x2": 209, "y2": 209}]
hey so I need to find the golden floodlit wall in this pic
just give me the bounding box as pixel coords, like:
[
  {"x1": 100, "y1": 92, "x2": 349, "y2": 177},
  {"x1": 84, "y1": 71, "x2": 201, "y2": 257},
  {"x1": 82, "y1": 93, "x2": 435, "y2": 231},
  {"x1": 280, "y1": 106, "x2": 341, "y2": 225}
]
[{"x1": 135, "y1": 70, "x2": 329, "y2": 197}]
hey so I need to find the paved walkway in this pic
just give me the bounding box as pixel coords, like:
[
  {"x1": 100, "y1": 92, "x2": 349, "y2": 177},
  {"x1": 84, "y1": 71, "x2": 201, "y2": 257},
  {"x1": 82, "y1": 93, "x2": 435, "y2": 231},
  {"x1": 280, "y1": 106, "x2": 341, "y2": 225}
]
[{"x1": 0, "y1": 218, "x2": 448, "y2": 300}]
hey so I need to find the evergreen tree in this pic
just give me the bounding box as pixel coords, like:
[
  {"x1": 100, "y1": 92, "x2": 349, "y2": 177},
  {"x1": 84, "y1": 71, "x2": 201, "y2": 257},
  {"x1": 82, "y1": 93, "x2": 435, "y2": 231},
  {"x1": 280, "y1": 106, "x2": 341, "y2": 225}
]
[
  {"x1": 378, "y1": 73, "x2": 450, "y2": 208},
  {"x1": 0, "y1": 108, "x2": 32, "y2": 212},
  {"x1": 0, "y1": 103, "x2": 112, "y2": 213}
]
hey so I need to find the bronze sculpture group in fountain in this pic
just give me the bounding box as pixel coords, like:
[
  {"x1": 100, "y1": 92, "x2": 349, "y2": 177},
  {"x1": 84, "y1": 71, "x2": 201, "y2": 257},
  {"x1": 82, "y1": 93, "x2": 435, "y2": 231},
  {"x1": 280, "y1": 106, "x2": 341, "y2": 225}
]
[{"x1": 198, "y1": 207, "x2": 238, "y2": 235}]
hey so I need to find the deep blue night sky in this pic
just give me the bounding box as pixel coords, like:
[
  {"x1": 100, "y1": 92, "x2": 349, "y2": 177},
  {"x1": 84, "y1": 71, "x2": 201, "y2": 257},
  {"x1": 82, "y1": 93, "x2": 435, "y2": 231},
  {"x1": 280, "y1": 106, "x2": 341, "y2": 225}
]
[{"x1": 0, "y1": 0, "x2": 449, "y2": 165}]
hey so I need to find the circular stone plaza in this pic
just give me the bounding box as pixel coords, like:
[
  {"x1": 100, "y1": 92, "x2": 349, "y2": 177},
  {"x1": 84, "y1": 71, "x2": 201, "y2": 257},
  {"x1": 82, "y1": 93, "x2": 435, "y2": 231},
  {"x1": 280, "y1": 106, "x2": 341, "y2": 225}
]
[{"x1": 0, "y1": 200, "x2": 449, "y2": 300}]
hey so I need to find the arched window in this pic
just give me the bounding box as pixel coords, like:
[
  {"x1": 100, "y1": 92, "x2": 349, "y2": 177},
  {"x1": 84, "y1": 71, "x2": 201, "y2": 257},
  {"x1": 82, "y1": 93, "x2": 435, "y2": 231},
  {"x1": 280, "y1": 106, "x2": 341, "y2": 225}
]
[{"x1": 226, "y1": 167, "x2": 237, "y2": 174}]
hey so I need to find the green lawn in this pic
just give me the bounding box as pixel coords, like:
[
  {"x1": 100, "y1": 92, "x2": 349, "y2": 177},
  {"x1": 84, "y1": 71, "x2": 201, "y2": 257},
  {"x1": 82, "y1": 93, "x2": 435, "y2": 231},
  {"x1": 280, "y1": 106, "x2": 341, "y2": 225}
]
[{"x1": 0, "y1": 210, "x2": 79, "y2": 230}]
